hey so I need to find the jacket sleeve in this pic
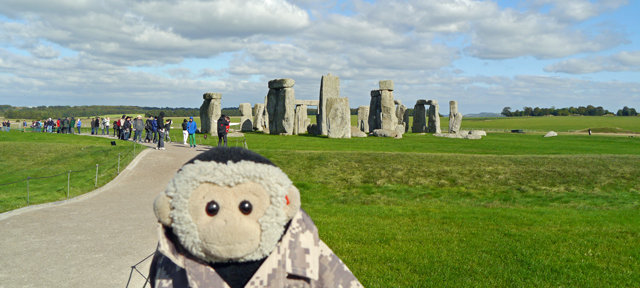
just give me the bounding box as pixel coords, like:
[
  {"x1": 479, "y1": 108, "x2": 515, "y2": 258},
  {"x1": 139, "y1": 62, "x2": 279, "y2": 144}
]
[
  {"x1": 316, "y1": 240, "x2": 363, "y2": 288},
  {"x1": 149, "y1": 251, "x2": 189, "y2": 288}
]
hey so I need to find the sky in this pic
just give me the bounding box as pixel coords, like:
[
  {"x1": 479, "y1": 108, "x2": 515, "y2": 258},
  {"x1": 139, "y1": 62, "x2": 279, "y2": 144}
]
[{"x1": 0, "y1": 0, "x2": 638, "y2": 114}]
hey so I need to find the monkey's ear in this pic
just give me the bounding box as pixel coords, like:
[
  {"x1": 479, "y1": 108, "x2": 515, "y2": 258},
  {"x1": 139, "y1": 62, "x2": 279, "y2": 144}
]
[
  {"x1": 154, "y1": 192, "x2": 172, "y2": 226},
  {"x1": 284, "y1": 185, "x2": 301, "y2": 220}
]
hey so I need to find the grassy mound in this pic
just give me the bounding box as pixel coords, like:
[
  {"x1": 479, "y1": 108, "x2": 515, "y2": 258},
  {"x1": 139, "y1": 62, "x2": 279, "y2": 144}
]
[{"x1": 0, "y1": 131, "x2": 145, "y2": 212}]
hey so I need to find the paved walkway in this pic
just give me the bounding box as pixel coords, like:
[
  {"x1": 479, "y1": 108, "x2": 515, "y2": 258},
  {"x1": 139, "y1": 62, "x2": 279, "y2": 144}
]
[{"x1": 0, "y1": 137, "x2": 207, "y2": 287}]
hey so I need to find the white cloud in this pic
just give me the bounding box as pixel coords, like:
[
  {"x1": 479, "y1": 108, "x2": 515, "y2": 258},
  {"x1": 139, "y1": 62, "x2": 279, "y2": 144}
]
[{"x1": 544, "y1": 51, "x2": 640, "y2": 74}]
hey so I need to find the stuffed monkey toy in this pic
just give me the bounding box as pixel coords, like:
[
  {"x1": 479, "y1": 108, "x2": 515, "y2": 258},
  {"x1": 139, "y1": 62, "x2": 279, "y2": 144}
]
[{"x1": 149, "y1": 147, "x2": 362, "y2": 288}]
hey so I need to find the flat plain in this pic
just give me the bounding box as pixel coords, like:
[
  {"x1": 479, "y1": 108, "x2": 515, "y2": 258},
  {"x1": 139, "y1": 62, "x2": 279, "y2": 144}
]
[{"x1": 1, "y1": 115, "x2": 639, "y2": 287}]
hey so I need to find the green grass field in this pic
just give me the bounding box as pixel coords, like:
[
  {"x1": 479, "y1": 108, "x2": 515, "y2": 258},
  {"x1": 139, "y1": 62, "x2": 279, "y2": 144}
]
[
  {"x1": 0, "y1": 131, "x2": 145, "y2": 212},
  {"x1": 2, "y1": 115, "x2": 639, "y2": 287}
]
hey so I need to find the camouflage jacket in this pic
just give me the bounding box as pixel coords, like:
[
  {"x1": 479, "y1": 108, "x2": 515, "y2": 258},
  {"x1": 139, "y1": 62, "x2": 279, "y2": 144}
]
[{"x1": 149, "y1": 209, "x2": 363, "y2": 288}]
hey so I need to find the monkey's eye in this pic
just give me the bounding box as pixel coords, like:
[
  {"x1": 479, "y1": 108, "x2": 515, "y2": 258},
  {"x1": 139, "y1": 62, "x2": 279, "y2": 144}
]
[
  {"x1": 239, "y1": 200, "x2": 252, "y2": 215},
  {"x1": 206, "y1": 201, "x2": 220, "y2": 216}
]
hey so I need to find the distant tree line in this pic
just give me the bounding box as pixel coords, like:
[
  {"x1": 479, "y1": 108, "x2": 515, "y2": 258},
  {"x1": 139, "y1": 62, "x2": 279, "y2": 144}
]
[
  {"x1": 500, "y1": 106, "x2": 625, "y2": 117},
  {"x1": 616, "y1": 106, "x2": 639, "y2": 116}
]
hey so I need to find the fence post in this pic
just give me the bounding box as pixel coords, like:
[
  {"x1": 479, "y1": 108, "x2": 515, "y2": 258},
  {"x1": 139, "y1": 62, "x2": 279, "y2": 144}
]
[
  {"x1": 27, "y1": 177, "x2": 31, "y2": 204},
  {"x1": 67, "y1": 170, "x2": 71, "y2": 197},
  {"x1": 118, "y1": 153, "x2": 121, "y2": 174},
  {"x1": 95, "y1": 164, "x2": 99, "y2": 187}
]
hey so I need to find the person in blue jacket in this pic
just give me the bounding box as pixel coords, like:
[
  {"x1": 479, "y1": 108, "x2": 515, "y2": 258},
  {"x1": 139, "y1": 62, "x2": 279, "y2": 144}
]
[
  {"x1": 186, "y1": 116, "x2": 198, "y2": 148},
  {"x1": 76, "y1": 119, "x2": 82, "y2": 134}
]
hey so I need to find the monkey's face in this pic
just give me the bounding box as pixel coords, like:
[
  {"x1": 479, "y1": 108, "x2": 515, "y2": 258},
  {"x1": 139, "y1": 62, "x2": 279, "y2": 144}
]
[{"x1": 188, "y1": 182, "x2": 270, "y2": 260}]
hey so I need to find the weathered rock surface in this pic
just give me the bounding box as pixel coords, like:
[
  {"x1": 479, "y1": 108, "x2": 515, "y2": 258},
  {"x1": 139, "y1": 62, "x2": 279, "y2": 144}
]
[
  {"x1": 396, "y1": 104, "x2": 409, "y2": 133},
  {"x1": 294, "y1": 104, "x2": 310, "y2": 135},
  {"x1": 294, "y1": 100, "x2": 319, "y2": 106},
  {"x1": 395, "y1": 124, "x2": 405, "y2": 136},
  {"x1": 373, "y1": 129, "x2": 401, "y2": 138},
  {"x1": 199, "y1": 92, "x2": 222, "y2": 134},
  {"x1": 469, "y1": 130, "x2": 487, "y2": 136},
  {"x1": 317, "y1": 73, "x2": 340, "y2": 136},
  {"x1": 267, "y1": 87, "x2": 295, "y2": 135},
  {"x1": 434, "y1": 132, "x2": 481, "y2": 139},
  {"x1": 379, "y1": 80, "x2": 394, "y2": 91},
  {"x1": 448, "y1": 100, "x2": 462, "y2": 134},
  {"x1": 239, "y1": 103, "x2": 253, "y2": 132},
  {"x1": 416, "y1": 99, "x2": 429, "y2": 105},
  {"x1": 544, "y1": 131, "x2": 558, "y2": 137},
  {"x1": 350, "y1": 126, "x2": 367, "y2": 137},
  {"x1": 427, "y1": 100, "x2": 441, "y2": 133},
  {"x1": 307, "y1": 123, "x2": 318, "y2": 135},
  {"x1": 326, "y1": 97, "x2": 351, "y2": 138},
  {"x1": 268, "y1": 78, "x2": 295, "y2": 89},
  {"x1": 357, "y1": 106, "x2": 370, "y2": 133},
  {"x1": 253, "y1": 103, "x2": 265, "y2": 132},
  {"x1": 412, "y1": 103, "x2": 427, "y2": 133},
  {"x1": 368, "y1": 91, "x2": 381, "y2": 131},
  {"x1": 380, "y1": 90, "x2": 397, "y2": 130}
]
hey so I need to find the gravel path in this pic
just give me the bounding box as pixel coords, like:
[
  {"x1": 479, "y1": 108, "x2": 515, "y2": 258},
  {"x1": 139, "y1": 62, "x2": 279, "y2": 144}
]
[{"x1": 0, "y1": 138, "x2": 207, "y2": 288}]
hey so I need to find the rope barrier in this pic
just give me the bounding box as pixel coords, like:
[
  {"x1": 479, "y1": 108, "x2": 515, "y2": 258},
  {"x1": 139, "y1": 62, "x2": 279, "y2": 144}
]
[{"x1": 125, "y1": 252, "x2": 154, "y2": 288}]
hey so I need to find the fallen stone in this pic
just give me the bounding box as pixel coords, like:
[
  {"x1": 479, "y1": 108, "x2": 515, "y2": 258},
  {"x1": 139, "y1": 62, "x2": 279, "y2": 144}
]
[
  {"x1": 469, "y1": 130, "x2": 487, "y2": 136},
  {"x1": 373, "y1": 129, "x2": 399, "y2": 138},
  {"x1": 544, "y1": 131, "x2": 558, "y2": 137},
  {"x1": 268, "y1": 78, "x2": 295, "y2": 89},
  {"x1": 307, "y1": 123, "x2": 318, "y2": 135},
  {"x1": 395, "y1": 124, "x2": 405, "y2": 136},
  {"x1": 350, "y1": 126, "x2": 367, "y2": 137}
]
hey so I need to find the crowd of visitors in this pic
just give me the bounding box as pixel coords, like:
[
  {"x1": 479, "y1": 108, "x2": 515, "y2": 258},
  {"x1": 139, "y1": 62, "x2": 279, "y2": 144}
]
[{"x1": 2, "y1": 113, "x2": 222, "y2": 149}]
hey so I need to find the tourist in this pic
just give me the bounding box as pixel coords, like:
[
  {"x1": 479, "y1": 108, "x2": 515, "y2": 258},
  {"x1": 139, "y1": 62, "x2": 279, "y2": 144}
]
[
  {"x1": 90, "y1": 118, "x2": 96, "y2": 134},
  {"x1": 181, "y1": 119, "x2": 188, "y2": 144},
  {"x1": 76, "y1": 118, "x2": 82, "y2": 134},
  {"x1": 94, "y1": 118, "x2": 101, "y2": 136},
  {"x1": 23, "y1": 120, "x2": 27, "y2": 132},
  {"x1": 217, "y1": 114, "x2": 229, "y2": 147},
  {"x1": 588, "y1": 129, "x2": 592, "y2": 136},
  {"x1": 104, "y1": 117, "x2": 110, "y2": 135},
  {"x1": 152, "y1": 116, "x2": 158, "y2": 143},
  {"x1": 119, "y1": 115, "x2": 126, "y2": 140},
  {"x1": 132, "y1": 115, "x2": 144, "y2": 143},
  {"x1": 156, "y1": 112, "x2": 166, "y2": 150},
  {"x1": 62, "y1": 117, "x2": 69, "y2": 134},
  {"x1": 187, "y1": 117, "x2": 197, "y2": 148},
  {"x1": 144, "y1": 116, "x2": 153, "y2": 143},
  {"x1": 112, "y1": 119, "x2": 118, "y2": 136},
  {"x1": 165, "y1": 119, "x2": 173, "y2": 142},
  {"x1": 123, "y1": 116, "x2": 132, "y2": 140},
  {"x1": 69, "y1": 117, "x2": 75, "y2": 134}
]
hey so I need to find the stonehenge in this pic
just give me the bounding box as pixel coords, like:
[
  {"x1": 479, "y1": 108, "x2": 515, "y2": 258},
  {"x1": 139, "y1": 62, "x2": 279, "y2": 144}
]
[
  {"x1": 317, "y1": 73, "x2": 340, "y2": 136},
  {"x1": 412, "y1": 99, "x2": 440, "y2": 133},
  {"x1": 368, "y1": 80, "x2": 398, "y2": 133},
  {"x1": 239, "y1": 103, "x2": 253, "y2": 132},
  {"x1": 395, "y1": 100, "x2": 409, "y2": 133},
  {"x1": 266, "y1": 79, "x2": 296, "y2": 135},
  {"x1": 294, "y1": 104, "x2": 311, "y2": 135},
  {"x1": 253, "y1": 103, "x2": 265, "y2": 132},
  {"x1": 199, "y1": 92, "x2": 222, "y2": 134},
  {"x1": 357, "y1": 106, "x2": 369, "y2": 133},
  {"x1": 449, "y1": 100, "x2": 462, "y2": 134},
  {"x1": 326, "y1": 97, "x2": 351, "y2": 138}
]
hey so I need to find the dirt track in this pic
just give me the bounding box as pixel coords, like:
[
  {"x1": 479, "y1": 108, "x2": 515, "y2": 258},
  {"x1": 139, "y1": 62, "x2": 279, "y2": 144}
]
[{"x1": 0, "y1": 137, "x2": 206, "y2": 288}]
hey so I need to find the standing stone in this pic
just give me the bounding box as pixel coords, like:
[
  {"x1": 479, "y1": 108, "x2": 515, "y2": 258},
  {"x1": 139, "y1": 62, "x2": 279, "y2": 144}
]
[
  {"x1": 396, "y1": 104, "x2": 409, "y2": 133},
  {"x1": 380, "y1": 90, "x2": 397, "y2": 130},
  {"x1": 253, "y1": 103, "x2": 265, "y2": 132},
  {"x1": 357, "y1": 106, "x2": 370, "y2": 133},
  {"x1": 368, "y1": 91, "x2": 381, "y2": 131},
  {"x1": 427, "y1": 100, "x2": 441, "y2": 133},
  {"x1": 274, "y1": 88, "x2": 295, "y2": 135},
  {"x1": 326, "y1": 97, "x2": 351, "y2": 138},
  {"x1": 199, "y1": 92, "x2": 222, "y2": 134},
  {"x1": 266, "y1": 89, "x2": 277, "y2": 134},
  {"x1": 412, "y1": 104, "x2": 427, "y2": 133},
  {"x1": 317, "y1": 73, "x2": 340, "y2": 136},
  {"x1": 239, "y1": 103, "x2": 253, "y2": 132},
  {"x1": 449, "y1": 100, "x2": 462, "y2": 134},
  {"x1": 294, "y1": 105, "x2": 310, "y2": 135},
  {"x1": 262, "y1": 95, "x2": 270, "y2": 134}
]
